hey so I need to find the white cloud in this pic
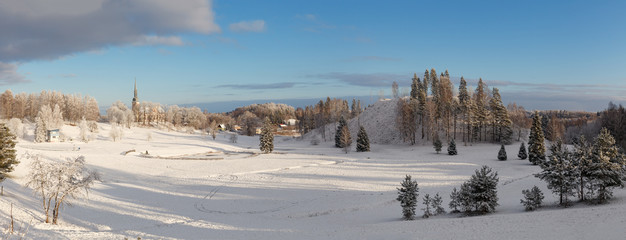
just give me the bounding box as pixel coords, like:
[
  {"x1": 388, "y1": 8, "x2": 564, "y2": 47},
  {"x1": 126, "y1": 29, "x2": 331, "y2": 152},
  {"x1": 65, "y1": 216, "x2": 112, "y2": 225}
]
[
  {"x1": 229, "y1": 20, "x2": 266, "y2": 33},
  {"x1": 133, "y1": 36, "x2": 185, "y2": 46},
  {"x1": 0, "y1": 62, "x2": 29, "y2": 85}
]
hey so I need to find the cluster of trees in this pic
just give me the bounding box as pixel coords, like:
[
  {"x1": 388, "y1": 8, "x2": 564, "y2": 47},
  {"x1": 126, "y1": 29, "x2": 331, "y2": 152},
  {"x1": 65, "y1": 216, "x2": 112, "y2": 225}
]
[
  {"x1": 295, "y1": 97, "x2": 362, "y2": 140},
  {"x1": 0, "y1": 90, "x2": 99, "y2": 123},
  {"x1": 107, "y1": 101, "x2": 208, "y2": 130},
  {"x1": 397, "y1": 69, "x2": 514, "y2": 146},
  {"x1": 399, "y1": 166, "x2": 500, "y2": 220},
  {"x1": 599, "y1": 102, "x2": 626, "y2": 150}
]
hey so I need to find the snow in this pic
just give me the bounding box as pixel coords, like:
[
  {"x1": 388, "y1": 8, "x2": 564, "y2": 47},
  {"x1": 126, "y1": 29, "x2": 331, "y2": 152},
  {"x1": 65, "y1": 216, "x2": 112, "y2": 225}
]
[{"x1": 1, "y1": 121, "x2": 626, "y2": 239}]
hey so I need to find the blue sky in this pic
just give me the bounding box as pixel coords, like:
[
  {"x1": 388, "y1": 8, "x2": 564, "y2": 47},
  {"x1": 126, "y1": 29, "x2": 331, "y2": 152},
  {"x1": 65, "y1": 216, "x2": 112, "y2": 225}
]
[{"x1": 1, "y1": 0, "x2": 625, "y2": 112}]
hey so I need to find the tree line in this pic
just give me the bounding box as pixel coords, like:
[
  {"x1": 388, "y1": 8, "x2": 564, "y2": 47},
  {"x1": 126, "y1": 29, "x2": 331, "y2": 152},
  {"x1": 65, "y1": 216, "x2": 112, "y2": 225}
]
[
  {"x1": 0, "y1": 90, "x2": 99, "y2": 123},
  {"x1": 295, "y1": 97, "x2": 363, "y2": 140}
]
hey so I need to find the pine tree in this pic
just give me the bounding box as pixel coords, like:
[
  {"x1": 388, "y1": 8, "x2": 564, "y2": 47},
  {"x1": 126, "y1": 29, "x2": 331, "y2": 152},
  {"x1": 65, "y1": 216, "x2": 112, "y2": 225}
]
[
  {"x1": 474, "y1": 78, "x2": 488, "y2": 142},
  {"x1": 468, "y1": 165, "x2": 499, "y2": 213},
  {"x1": 520, "y1": 186, "x2": 544, "y2": 211},
  {"x1": 447, "y1": 139, "x2": 457, "y2": 155},
  {"x1": 259, "y1": 118, "x2": 274, "y2": 153},
  {"x1": 498, "y1": 144, "x2": 507, "y2": 161},
  {"x1": 572, "y1": 135, "x2": 592, "y2": 201},
  {"x1": 490, "y1": 88, "x2": 513, "y2": 144},
  {"x1": 433, "y1": 137, "x2": 442, "y2": 154},
  {"x1": 335, "y1": 116, "x2": 348, "y2": 148},
  {"x1": 356, "y1": 126, "x2": 370, "y2": 152},
  {"x1": 458, "y1": 77, "x2": 470, "y2": 145},
  {"x1": 528, "y1": 112, "x2": 546, "y2": 165},
  {"x1": 588, "y1": 128, "x2": 625, "y2": 203},
  {"x1": 518, "y1": 142, "x2": 528, "y2": 160},
  {"x1": 432, "y1": 193, "x2": 446, "y2": 215},
  {"x1": 410, "y1": 74, "x2": 419, "y2": 99},
  {"x1": 448, "y1": 187, "x2": 461, "y2": 213},
  {"x1": 397, "y1": 175, "x2": 419, "y2": 220},
  {"x1": 535, "y1": 139, "x2": 577, "y2": 206},
  {"x1": 422, "y1": 193, "x2": 432, "y2": 218},
  {"x1": 0, "y1": 123, "x2": 18, "y2": 180}
]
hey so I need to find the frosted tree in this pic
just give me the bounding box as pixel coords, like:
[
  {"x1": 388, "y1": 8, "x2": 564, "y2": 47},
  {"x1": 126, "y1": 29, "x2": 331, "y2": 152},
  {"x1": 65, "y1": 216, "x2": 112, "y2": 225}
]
[
  {"x1": 433, "y1": 136, "x2": 442, "y2": 154},
  {"x1": 528, "y1": 112, "x2": 546, "y2": 165},
  {"x1": 498, "y1": 144, "x2": 507, "y2": 161},
  {"x1": 208, "y1": 120, "x2": 218, "y2": 140},
  {"x1": 35, "y1": 116, "x2": 47, "y2": 143},
  {"x1": 518, "y1": 142, "x2": 528, "y2": 160},
  {"x1": 588, "y1": 128, "x2": 625, "y2": 203},
  {"x1": 0, "y1": 123, "x2": 18, "y2": 180},
  {"x1": 25, "y1": 155, "x2": 99, "y2": 224},
  {"x1": 535, "y1": 139, "x2": 577, "y2": 206},
  {"x1": 422, "y1": 194, "x2": 433, "y2": 218},
  {"x1": 432, "y1": 193, "x2": 446, "y2": 215},
  {"x1": 572, "y1": 135, "x2": 592, "y2": 201},
  {"x1": 259, "y1": 118, "x2": 274, "y2": 153},
  {"x1": 447, "y1": 139, "x2": 457, "y2": 155},
  {"x1": 448, "y1": 187, "x2": 461, "y2": 213},
  {"x1": 458, "y1": 77, "x2": 471, "y2": 145},
  {"x1": 335, "y1": 116, "x2": 348, "y2": 148},
  {"x1": 397, "y1": 175, "x2": 419, "y2": 220},
  {"x1": 6, "y1": 118, "x2": 24, "y2": 139},
  {"x1": 109, "y1": 123, "x2": 123, "y2": 142},
  {"x1": 356, "y1": 126, "x2": 370, "y2": 152},
  {"x1": 469, "y1": 165, "x2": 499, "y2": 213},
  {"x1": 520, "y1": 186, "x2": 544, "y2": 211},
  {"x1": 78, "y1": 117, "x2": 89, "y2": 143}
]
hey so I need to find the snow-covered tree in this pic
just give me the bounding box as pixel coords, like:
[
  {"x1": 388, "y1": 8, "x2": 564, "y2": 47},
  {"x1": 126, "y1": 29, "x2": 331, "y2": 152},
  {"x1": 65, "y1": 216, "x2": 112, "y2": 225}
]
[
  {"x1": 259, "y1": 118, "x2": 274, "y2": 153},
  {"x1": 34, "y1": 116, "x2": 46, "y2": 143},
  {"x1": 422, "y1": 193, "x2": 433, "y2": 218},
  {"x1": 448, "y1": 139, "x2": 457, "y2": 155},
  {"x1": 25, "y1": 154, "x2": 100, "y2": 224},
  {"x1": 356, "y1": 126, "x2": 370, "y2": 152},
  {"x1": 528, "y1": 112, "x2": 546, "y2": 165},
  {"x1": 518, "y1": 142, "x2": 528, "y2": 160},
  {"x1": 572, "y1": 135, "x2": 593, "y2": 201},
  {"x1": 498, "y1": 144, "x2": 507, "y2": 161},
  {"x1": 6, "y1": 118, "x2": 24, "y2": 139},
  {"x1": 448, "y1": 187, "x2": 461, "y2": 213},
  {"x1": 339, "y1": 124, "x2": 352, "y2": 154},
  {"x1": 535, "y1": 139, "x2": 577, "y2": 206},
  {"x1": 397, "y1": 175, "x2": 419, "y2": 220},
  {"x1": 520, "y1": 186, "x2": 544, "y2": 211},
  {"x1": 433, "y1": 136, "x2": 442, "y2": 154},
  {"x1": 469, "y1": 165, "x2": 499, "y2": 213},
  {"x1": 588, "y1": 128, "x2": 625, "y2": 203},
  {"x1": 432, "y1": 193, "x2": 446, "y2": 215},
  {"x1": 109, "y1": 123, "x2": 123, "y2": 142},
  {"x1": 78, "y1": 117, "x2": 89, "y2": 143},
  {"x1": 335, "y1": 116, "x2": 348, "y2": 148},
  {"x1": 0, "y1": 123, "x2": 18, "y2": 180},
  {"x1": 208, "y1": 120, "x2": 218, "y2": 140}
]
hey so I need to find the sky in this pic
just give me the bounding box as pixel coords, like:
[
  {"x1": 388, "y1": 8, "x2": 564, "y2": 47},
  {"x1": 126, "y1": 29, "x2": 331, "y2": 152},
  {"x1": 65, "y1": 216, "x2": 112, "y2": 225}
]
[{"x1": 1, "y1": 0, "x2": 625, "y2": 112}]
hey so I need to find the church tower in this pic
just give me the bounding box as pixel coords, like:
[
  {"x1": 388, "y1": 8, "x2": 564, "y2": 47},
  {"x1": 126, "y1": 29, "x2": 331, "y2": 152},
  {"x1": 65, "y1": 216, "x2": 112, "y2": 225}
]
[{"x1": 132, "y1": 79, "x2": 140, "y2": 121}]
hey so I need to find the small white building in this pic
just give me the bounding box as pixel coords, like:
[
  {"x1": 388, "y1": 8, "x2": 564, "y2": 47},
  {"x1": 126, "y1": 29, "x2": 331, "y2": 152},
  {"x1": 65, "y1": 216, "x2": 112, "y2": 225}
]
[
  {"x1": 285, "y1": 119, "x2": 297, "y2": 126},
  {"x1": 47, "y1": 129, "x2": 60, "y2": 142}
]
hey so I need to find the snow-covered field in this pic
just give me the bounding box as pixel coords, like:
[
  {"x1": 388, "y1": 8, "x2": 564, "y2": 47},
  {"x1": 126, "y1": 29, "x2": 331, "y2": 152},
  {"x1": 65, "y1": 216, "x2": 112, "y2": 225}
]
[{"x1": 1, "y1": 122, "x2": 626, "y2": 240}]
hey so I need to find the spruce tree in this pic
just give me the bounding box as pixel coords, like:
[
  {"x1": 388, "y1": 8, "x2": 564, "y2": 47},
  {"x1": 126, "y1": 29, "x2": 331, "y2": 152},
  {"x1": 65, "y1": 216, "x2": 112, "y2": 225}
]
[
  {"x1": 0, "y1": 123, "x2": 18, "y2": 180},
  {"x1": 433, "y1": 137, "x2": 442, "y2": 154},
  {"x1": 447, "y1": 139, "x2": 457, "y2": 155},
  {"x1": 259, "y1": 118, "x2": 274, "y2": 153},
  {"x1": 356, "y1": 126, "x2": 370, "y2": 152},
  {"x1": 528, "y1": 112, "x2": 546, "y2": 165},
  {"x1": 518, "y1": 142, "x2": 528, "y2": 160},
  {"x1": 498, "y1": 144, "x2": 507, "y2": 161},
  {"x1": 35, "y1": 116, "x2": 47, "y2": 143},
  {"x1": 458, "y1": 77, "x2": 470, "y2": 145},
  {"x1": 520, "y1": 186, "x2": 544, "y2": 211},
  {"x1": 572, "y1": 135, "x2": 592, "y2": 201},
  {"x1": 397, "y1": 175, "x2": 419, "y2": 220},
  {"x1": 588, "y1": 128, "x2": 625, "y2": 203},
  {"x1": 410, "y1": 74, "x2": 419, "y2": 99},
  {"x1": 335, "y1": 116, "x2": 348, "y2": 148}
]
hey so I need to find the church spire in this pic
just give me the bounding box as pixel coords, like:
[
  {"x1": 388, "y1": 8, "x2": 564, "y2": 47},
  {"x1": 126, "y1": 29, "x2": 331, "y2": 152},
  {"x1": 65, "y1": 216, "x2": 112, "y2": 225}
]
[{"x1": 134, "y1": 78, "x2": 138, "y2": 99}]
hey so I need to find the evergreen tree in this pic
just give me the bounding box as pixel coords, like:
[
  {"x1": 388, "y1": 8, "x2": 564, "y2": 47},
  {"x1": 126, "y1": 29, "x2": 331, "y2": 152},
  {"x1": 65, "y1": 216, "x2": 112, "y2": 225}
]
[
  {"x1": 498, "y1": 144, "x2": 507, "y2": 161},
  {"x1": 422, "y1": 193, "x2": 432, "y2": 218},
  {"x1": 448, "y1": 187, "x2": 461, "y2": 213},
  {"x1": 535, "y1": 139, "x2": 577, "y2": 206},
  {"x1": 458, "y1": 182, "x2": 473, "y2": 213},
  {"x1": 417, "y1": 79, "x2": 427, "y2": 139},
  {"x1": 474, "y1": 78, "x2": 488, "y2": 142},
  {"x1": 335, "y1": 116, "x2": 348, "y2": 148},
  {"x1": 397, "y1": 175, "x2": 419, "y2": 220},
  {"x1": 528, "y1": 112, "x2": 546, "y2": 165},
  {"x1": 518, "y1": 142, "x2": 528, "y2": 160},
  {"x1": 423, "y1": 69, "x2": 429, "y2": 98},
  {"x1": 447, "y1": 139, "x2": 457, "y2": 155},
  {"x1": 432, "y1": 193, "x2": 446, "y2": 215},
  {"x1": 356, "y1": 126, "x2": 370, "y2": 152},
  {"x1": 410, "y1": 74, "x2": 419, "y2": 99},
  {"x1": 0, "y1": 123, "x2": 18, "y2": 180},
  {"x1": 520, "y1": 186, "x2": 544, "y2": 211},
  {"x1": 458, "y1": 77, "x2": 470, "y2": 145},
  {"x1": 433, "y1": 137, "x2": 442, "y2": 154},
  {"x1": 588, "y1": 128, "x2": 625, "y2": 203},
  {"x1": 468, "y1": 165, "x2": 499, "y2": 213},
  {"x1": 572, "y1": 135, "x2": 592, "y2": 201},
  {"x1": 35, "y1": 116, "x2": 47, "y2": 143},
  {"x1": 259, "y1": 118, "x2": 274, "y2": 153},
  {"x1": 490, "y1": 88, "x2": 513, "y2": 144}
]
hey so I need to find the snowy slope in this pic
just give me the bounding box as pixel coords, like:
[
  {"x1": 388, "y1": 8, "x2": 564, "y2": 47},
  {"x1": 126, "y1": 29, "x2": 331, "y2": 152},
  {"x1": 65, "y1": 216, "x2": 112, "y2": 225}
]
[{"x1": 0, "y1": 123, "x2": 625, "y2": 239}]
